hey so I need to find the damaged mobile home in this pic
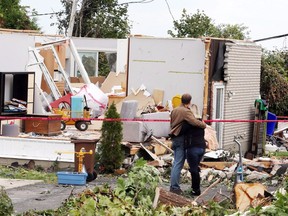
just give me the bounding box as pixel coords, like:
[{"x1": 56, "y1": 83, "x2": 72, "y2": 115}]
[{"x1": 0, "y1": 29, "x2": 262, "y2": 164}]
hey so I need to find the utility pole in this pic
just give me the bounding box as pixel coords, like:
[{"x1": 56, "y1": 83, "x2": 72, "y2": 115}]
[
  {"x1": 67, "y1": 0, "x2": 78, "y2": 37},
  {"x1": 67, "y1": 0, "x2": 78, "y2": 79}
]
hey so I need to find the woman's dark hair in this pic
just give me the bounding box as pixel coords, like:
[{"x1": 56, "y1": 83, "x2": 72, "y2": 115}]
[{"x1": 181, "y1": 93, "x2": 192, "y2": 105}]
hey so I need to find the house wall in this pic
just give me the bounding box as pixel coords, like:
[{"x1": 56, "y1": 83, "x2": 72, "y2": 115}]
[
  {"x1": 222, "y1": 42, "x2": 262, "y2": 154},
  {"x1": 0, "y1": 33, "x2": 123, "y2": 77},
  {"x1": 0, "y1": 33, "x2": 35, "y2": 71},
  {"x1": 127, "y1": 37, "x2": 205, "y2": 111}
]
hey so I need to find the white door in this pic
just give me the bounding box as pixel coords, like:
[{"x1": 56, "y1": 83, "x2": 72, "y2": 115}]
[{"x1": 212, "y1": 83, "x2": 225, "y2": 148}]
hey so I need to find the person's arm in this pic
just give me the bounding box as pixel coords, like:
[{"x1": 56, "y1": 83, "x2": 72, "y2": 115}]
[{"x1": 184, "y1": 109, "x2": 206, "y2": 129}]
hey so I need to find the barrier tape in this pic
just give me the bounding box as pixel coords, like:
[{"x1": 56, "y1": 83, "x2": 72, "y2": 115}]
[
  {"x1": 276, "y1": 116, "x2": 288, "y2": 119},
  {"x1": 1, "y1": 116, "x2": 288, "y2": 123}
]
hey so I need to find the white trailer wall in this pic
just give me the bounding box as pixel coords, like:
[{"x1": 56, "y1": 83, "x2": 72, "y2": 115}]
[{"x1": 127, "y1": 37, "x2": 205, "y2": 112}]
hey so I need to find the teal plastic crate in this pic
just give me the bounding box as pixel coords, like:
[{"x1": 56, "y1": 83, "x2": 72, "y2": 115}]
[
  {"x1": 71, "y1": 96, "x2": 84, "y2": 118},
  {"x1": 57, "y1": 171, "x2": 87, "y2": 185}
]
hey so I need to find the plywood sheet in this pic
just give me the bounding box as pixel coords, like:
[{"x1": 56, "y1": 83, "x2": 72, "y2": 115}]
[
  {"x1": 54, "y1": 44, "x2": 66, "y2": 69},
  {"x1": 152, "y1": 89, "x2": 164, "y2": 105},
  {"x1": 115, "y1": 90, "x2": 155, "y2": 117},
  {"x1": 100, "y1": 72, "x2": 126, "y2": 93},
  {"x1": 39, "y1": 48, "x2": 54, "y2": 94}
]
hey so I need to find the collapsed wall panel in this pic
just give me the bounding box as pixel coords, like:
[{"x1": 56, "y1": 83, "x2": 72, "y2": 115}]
[{"x1": 127, "y1": 37, "x2": 205, "y2": 112}]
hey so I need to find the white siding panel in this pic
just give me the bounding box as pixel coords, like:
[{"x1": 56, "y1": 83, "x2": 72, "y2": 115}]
[{"x1": 222, "y1": 42, "x2": 262, "y2": 154}]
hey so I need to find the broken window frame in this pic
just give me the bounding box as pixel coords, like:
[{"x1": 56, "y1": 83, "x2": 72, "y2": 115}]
[{"x1": 74, "y1": 51, "x2": 99, "y2": 77}]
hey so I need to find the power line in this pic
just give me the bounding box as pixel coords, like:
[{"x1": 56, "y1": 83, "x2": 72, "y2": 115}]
[
  {"x1": 28, "y1": 0, "x2": 155, "y2": 16},
  {"x1": 164, "y1": 0, "x2": 175, "y2": 21},
  {"x1": 254, "y1": 33, "x2": 288, "y2": 42},
  {"x1": 119, "y1": 0, "x2": 154, "y2": 5},
  {"x1": 29, "y1": 12, "x2": 60, "y2": 17}
]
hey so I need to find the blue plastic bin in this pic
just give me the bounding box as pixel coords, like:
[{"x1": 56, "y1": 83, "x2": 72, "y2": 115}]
[
  {"x1": 57, "y1": 171, "x2": 87, "y2": 185},
  {"x1": 267, "y1": 112, "x2": 277, "y2": 136}
]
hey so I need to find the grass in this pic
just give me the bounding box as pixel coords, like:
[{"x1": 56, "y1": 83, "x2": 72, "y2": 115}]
[{"x1": 0, "y1": 165, "x2": 57, "y2": 184}]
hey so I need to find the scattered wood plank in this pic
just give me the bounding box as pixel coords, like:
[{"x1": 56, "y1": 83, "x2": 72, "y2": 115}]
[
  {"x1": 243, "y1": 160, "x2": 272, "y2": 169},
  {"x1": 152, "y1": 187, "x2": 195, "y2": 208},
  {"x1": 121, "y1": 142, "x2": 141, "y2": 155},
  {"x1": 152, "y1": 89, "x2": 164, "y2": 106},
  {"x1": 194, "y1": 178, "x2": 221, "y2": 203},
  {"x1": 151, "y1": 136, "x2": 174, "y2": 154},
  {"x1": 130, "y1": 147, "x2": 140, "y2": 155},
  {"x1": 200, "y1": 162, "x2": 236, "y2": 170},
  {"x1": 139, "y1": 143, "x2": 159, "y2": 160},
  {"x1": 246, "y1": 165, "x2": 272, "y2": 176},
  {"x1": 115, "y1": 90, "x2": 155, "y2": 117},
  {"x1": 147, "y1": 160, "x2": 164, "y2": 167},
  {"x1": 152, "y1": 143, "x2": 167, "y2": 156}
]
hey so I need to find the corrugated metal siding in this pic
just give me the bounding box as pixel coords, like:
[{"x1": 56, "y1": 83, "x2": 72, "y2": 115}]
[{"x1": 222, "y1": 42, "x2": 262, "y2": 154}]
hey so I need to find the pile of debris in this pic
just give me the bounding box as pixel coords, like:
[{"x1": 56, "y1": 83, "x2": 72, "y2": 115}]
[
  {"x1": 4, "y1": 98, "x2": 27, "y2": 112},
  {"x1": 266, "y1": 125, "x2": 288, "y2": 155},
  {"x1": 120, "y1": 136, "x2": 288, "y2": 213}
]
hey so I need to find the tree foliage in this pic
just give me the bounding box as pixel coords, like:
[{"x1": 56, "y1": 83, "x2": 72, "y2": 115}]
[
  {"x1": 0, "y1": 0, "x2": 39, "y2": 30},
  {"x1": 57, "y1": 0, "x2": 130, "y2": 38},
  {"x1": 168, "y1": 9, "x2": 249, "y2": 40},
  {"x1": 216, "y1": 23, "x2": 249, "y2": 40},
  {"x1": 98, "y1": 102, "x2": 124, "y2": 173},
  {"x1": 0, "y1": 187, "x2": 13, "y2": 215},
  {"x1": 261, "y1": 49, "x2": 288, "y2": 115}
]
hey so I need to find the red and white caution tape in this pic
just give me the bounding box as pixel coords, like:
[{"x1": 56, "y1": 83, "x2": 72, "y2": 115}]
[{"x1": 0, "y1": 116, "x2": 288, "y2": 123}]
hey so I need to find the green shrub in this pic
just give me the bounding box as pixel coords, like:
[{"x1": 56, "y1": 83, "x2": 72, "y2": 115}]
[
  {"x1": 0, "y1": 187, "x2": 13, "y2": 216},
  {"x1": 98, "y1": 102, "x2": 124, "y2": 173}
]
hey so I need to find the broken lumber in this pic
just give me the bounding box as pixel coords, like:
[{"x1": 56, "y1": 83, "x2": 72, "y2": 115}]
[
  {"x1": 139, "y1": 143, "x2": 159, "y2": 160},
  {"x1": 200, "y1": 161, "x2": 236, "y2": 170},
  {"x1": 246, "y1": 165, "x2": 272, "y2": 176},
  {"x1": 152, "y1": 187, "x2": 195, "y2": 208},
  {"x1": 147, "y1": 160, "x2": 164, "y2": 167},
  {"x1": 130, "y1": 147, "x2": 140, "y2": 155},
  {"x1": 152, "y1": 143, "x2": 167, "y2": 155},
  {"x1": 194, "y1": 178, "x2": 221, "y2": 203},
  {"x1": 151, "y1": 136, "x2": 174, "y2": 154},
  {"x1": 152, "y1": 89, "x2": 164, "y2": 105}
]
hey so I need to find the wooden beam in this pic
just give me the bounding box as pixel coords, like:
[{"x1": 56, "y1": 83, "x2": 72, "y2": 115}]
[
  {"x1": 151, "y1": 136, "x2": 174, "y2": 154},
  {"x1": 202, "y1": 39, "x2": 211, "y2": 120},
  {"x1": 139, "y1": 143, "x2": 159, "y2": 160},
  {"x1": 194, "y1": 178, "x2": 221, "y2": 203}
]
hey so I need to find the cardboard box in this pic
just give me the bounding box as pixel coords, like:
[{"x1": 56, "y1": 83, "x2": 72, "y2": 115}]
[{"x1": 57, "y1": 172, "x2": 87, "y2": 185}]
